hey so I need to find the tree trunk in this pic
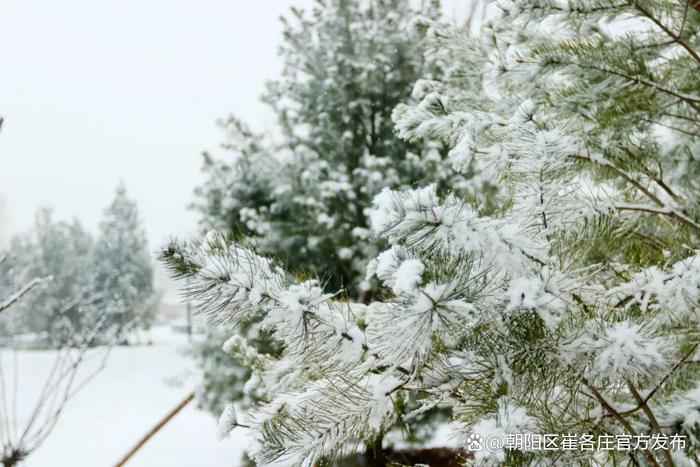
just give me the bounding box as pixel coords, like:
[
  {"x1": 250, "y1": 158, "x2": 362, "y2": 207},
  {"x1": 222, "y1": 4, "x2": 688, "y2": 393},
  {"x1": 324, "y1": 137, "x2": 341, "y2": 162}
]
[
  {"x1": 2, "y1": 448, "x2": 25, "y2": 467},
  {"x1": 364, "y1": 433, "x2": 386, "y2": 467}
]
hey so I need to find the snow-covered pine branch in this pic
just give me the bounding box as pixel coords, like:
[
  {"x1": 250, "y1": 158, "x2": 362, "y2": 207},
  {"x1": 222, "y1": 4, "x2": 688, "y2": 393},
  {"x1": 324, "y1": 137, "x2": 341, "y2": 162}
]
[{"x1": 161, "y1": 232, "x2": 366, "y2": 371}]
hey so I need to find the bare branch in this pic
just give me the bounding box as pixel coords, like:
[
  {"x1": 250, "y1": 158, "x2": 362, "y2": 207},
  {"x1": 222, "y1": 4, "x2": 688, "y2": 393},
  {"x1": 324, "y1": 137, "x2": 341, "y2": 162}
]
[
  {"x1": 0, "y1": 278, "x2": 45, "y2": 314},
  {"x1": 114, "y1": 392, "x2": 195, "y2": 467},
  {"x1": 614, "y1": 204, "x2": 700, "y2": 233},
  {"x1": 581, "y1": 377, "x2": 660, "y2": 467},
  {"x1": 627, "y1": 381, "x2": 674, "y2": 467}
]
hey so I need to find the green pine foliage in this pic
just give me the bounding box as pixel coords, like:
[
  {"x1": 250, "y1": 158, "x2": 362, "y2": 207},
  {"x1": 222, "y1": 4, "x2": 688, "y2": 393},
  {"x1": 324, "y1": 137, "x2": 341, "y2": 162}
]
[
  {"x1": 192, "y1": 0, "x2": 449, "y2": 300},
  {"x1": 188, "y1": 0, "x2": 455, "y2": 436},
  {"x1": 94, "y1": 182, "x2": 156, "y2": 332},
  {"x1": 164, "y1": 0, "x2": 700, "y2": 465}
]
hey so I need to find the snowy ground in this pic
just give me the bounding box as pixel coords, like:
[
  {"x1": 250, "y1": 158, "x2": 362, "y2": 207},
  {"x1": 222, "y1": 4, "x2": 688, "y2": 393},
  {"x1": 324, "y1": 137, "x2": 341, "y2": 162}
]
[{"x1": 6, "y1": 327, "x2": 249, "y2": 467}]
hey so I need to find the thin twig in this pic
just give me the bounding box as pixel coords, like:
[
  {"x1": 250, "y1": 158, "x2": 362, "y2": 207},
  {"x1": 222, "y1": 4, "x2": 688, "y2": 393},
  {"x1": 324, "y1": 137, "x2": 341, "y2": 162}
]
[
  {"x1": 633, "y1": 1, "x2": 700, "y2": 66},
  {"x1": 581, "y1": 377, "x2": 660, "y2": 467},
  {"x1": 0, "y1": 278, "x2": 44, "y2": 313},
  {"x1": 614, "y1": 204, "x2": 700, "y2": 233},
  {"x1": 114, "y1": 392, "x2": 195, "y2": 467},
  {"x1": 589, "y1": 64, "x2": 700, "y2": 110},
  {"x1": 641, "y1": 343, "x2": 698, "y2": 407},
  {"x1": 627, "y1": 381, "x2": 674, "y2": 467},
  {"x1": 568, "y1": 155, "x2": 663, "y2": 207},
  {"x1": 615, "y1": 343, "x2": 700, "y2": 419}
]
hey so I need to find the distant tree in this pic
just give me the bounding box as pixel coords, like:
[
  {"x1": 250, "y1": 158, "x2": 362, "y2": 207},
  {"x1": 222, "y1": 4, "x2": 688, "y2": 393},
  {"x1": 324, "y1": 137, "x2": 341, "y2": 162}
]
[
  {"x1": 94, "y1": 182, "x2": 155, "y2": 334},
  {"x1": 5, "y1": 184, "x2": 155, "y2": 344},
  {"x1": 8, "y1": 209, "x2": 96, "y2": 344}
]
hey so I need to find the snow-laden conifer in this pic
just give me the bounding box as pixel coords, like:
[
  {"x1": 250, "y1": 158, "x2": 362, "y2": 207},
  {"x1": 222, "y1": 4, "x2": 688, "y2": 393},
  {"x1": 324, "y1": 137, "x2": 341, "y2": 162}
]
[
  {"x1": 164, "y1": 1, "x2": 700, "y2": 465},
  {"x1": 187, "y1": 0, "x2": 457, "y2": 438}
]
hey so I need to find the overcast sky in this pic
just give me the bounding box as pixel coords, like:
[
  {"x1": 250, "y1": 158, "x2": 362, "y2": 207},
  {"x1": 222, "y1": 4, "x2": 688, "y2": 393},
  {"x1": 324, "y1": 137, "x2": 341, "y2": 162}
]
[{"x1": 0, "y1": 0, "x2": 468, "y2": 259}]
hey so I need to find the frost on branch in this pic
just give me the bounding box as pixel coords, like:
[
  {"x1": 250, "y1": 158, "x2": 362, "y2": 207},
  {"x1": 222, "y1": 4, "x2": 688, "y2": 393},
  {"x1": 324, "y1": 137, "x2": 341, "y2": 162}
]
[
  {"x1": 609, "y1": 254, "x2": 700, "y2": 322},
  {"x1": 217, "y1": 403, "x2": 240, "y2": 440}
]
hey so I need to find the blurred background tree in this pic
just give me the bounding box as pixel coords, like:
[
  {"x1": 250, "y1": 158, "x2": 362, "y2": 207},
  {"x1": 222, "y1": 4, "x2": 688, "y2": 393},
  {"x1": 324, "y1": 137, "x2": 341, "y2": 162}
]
[
  {"x1": 1, "y1": 183, "x2": 155, "y2": 347},
  {"x1": 5, "y1": 209, "x2": 97, "y2": 346},
  {"x1": 94, "y1": 182, "x2": 156, "y2": 335}
]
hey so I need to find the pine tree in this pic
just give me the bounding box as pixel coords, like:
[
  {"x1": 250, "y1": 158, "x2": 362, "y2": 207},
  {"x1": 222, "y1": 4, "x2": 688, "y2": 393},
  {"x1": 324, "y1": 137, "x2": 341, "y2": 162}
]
[
  {"x1": 189, "y1": 0, "x2": 455, "y2": 434},
  {"x1": 164, "y1": 1, "x2": 700, "y2": 465},
  {"x1": 193, "y1": 0, "x2": 448, "y2": 300},
  {"x1": 7, "y1": 209, "x2": 97, "y2": 344},
  {"x1": 95, "y1": 182, "x2": 155, "y2": 334}
]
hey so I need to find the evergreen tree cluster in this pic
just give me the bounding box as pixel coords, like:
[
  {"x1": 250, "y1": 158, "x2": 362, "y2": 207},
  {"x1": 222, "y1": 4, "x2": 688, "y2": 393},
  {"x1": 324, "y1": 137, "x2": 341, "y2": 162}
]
[
  {"x1": 1, "y1": 182, "x2": 155, "y2": 347},
  {"x1": 164, "y1": 0, "x2": 700, "y2": 465}
]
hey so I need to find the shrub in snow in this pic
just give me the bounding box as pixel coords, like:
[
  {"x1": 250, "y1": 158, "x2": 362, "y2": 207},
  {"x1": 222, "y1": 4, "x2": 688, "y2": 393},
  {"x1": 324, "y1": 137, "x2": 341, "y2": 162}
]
[{"x1": 0, "y1": 206, "x2": 141, "y2": 466}]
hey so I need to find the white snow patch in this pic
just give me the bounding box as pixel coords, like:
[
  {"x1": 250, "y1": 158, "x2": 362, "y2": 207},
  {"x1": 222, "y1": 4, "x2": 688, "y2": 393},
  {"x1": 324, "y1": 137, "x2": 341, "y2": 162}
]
[{"x1": 392, "y1": 259, "x2": 425, "y2": 294}]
